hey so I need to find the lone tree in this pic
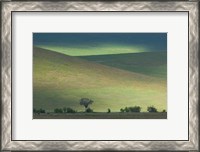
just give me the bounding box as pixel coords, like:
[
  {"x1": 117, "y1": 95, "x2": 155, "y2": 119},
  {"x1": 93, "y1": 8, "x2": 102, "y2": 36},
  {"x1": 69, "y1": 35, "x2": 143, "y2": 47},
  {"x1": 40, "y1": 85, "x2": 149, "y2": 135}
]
[{"x1": 80, "y1": 98, "x2": 94, "y2": 111}]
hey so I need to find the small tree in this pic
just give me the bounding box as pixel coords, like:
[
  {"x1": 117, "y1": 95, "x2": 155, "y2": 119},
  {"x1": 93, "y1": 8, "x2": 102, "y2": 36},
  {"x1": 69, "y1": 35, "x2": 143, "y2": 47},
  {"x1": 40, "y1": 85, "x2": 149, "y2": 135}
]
[
  {"x1": 107, "y1": 108, "x2": 111, "y2": 113},
  {"x1": 80, "y1": 98, "x2": 94, "y2": 111},
  {"x1": 147, "y1": 106, "x2": 158, "y2": 113}
]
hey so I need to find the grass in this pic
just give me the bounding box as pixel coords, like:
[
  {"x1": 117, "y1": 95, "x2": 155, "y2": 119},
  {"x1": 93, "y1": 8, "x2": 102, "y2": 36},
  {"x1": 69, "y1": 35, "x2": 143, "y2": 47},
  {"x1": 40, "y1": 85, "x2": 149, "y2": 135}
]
[
  {"x1": 33, "y1": 47, "x2": 167, "y2": 113},
  {"x1": 36, "y1": 44, "x2": 148, "y2": 56},
  {"x1": 33, "y1": 112, "x2": 167, "y2": 119}
]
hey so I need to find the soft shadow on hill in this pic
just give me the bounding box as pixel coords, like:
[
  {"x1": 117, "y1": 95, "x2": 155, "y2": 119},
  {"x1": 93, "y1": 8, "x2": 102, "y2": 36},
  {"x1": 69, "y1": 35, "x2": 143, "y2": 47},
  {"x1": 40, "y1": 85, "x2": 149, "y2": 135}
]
[{"x1": 78, "y1": 52, "x2": 167, "y2": 79}]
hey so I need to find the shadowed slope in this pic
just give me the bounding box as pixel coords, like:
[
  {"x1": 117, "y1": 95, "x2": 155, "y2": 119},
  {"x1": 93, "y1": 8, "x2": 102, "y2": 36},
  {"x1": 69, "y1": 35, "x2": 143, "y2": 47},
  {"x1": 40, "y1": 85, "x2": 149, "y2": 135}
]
[{"x1": 79, "y1": 52, "x2": 167, "y2": 79}]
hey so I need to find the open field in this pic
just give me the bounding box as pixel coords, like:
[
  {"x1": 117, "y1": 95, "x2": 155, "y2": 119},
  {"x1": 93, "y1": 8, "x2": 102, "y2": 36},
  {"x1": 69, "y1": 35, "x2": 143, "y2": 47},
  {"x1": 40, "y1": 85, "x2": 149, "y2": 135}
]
[
  {"x1": 33, "y1": 112, "x2": 167, "y2": 119},
  {"x1": 33, "y1": 47, "x2": 167, "y2": 113}
]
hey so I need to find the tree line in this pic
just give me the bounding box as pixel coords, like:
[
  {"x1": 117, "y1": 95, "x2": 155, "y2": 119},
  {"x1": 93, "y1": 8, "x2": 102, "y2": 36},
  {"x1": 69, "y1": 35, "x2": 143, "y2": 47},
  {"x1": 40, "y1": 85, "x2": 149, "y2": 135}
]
[{"x1": 33, "y1": 98, "x2": 166, "y2": 114}]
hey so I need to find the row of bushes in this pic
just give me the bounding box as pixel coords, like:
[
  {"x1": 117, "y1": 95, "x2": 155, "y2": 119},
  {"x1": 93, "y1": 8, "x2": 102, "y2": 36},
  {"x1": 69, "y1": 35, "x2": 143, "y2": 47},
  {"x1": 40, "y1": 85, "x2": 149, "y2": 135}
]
[
  {"x1": 54, "y1": 107, "x2": 76, "y2": 113},
  {"x1": 33, "y1": 107, "x2": 93, "y2": 114},
  {"x1": 120, "y1": 106, "x2": 164, "y2": 113},
  {"x1": 33, "y1": 108, "x2": 45, "y2": 114},
  {"x1": 120, "y1": 106, "x2": 141, "y2": 113},
  {"x1": 34, "y1": 106, "x2": 166, "y2": 114}
]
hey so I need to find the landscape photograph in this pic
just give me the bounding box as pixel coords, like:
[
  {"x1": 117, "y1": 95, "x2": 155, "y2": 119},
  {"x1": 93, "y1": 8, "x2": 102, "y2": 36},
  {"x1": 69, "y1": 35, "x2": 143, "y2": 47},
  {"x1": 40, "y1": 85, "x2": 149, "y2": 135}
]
[{"x1": 33, "y1": 33, "x2": 167, "y2": 119}]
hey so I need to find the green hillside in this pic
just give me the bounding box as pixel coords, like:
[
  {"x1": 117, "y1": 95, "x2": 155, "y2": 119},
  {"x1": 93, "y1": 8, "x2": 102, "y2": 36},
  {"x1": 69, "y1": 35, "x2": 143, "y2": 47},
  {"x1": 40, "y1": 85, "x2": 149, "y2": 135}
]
[
  {"x1": 79, "y1": 52, "x2": 167, "y2": 79},
  {"x1": 36, "y1": 44, "x2": 148, "y2": 56},
  {"x1": 33, "y1": 47, "x2": 166, "y2": 112}
]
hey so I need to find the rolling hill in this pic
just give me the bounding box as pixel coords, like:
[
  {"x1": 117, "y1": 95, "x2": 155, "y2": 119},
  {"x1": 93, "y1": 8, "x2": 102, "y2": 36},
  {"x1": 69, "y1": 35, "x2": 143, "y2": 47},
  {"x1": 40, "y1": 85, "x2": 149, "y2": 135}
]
[
  {"x1": 33, "y1": 47, "x2": 167, "y2": 112},
  {"x1": 79, "y1": 52, "x2": 167, "y2": 79}
]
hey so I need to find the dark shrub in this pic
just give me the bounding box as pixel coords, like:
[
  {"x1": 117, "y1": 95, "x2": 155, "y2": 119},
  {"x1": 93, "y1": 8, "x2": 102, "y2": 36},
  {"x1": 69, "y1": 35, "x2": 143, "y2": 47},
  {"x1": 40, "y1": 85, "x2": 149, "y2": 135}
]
[
  {"x1": 120, "y1": 108, "x2": 125, "y2": 113},
  {"x1": 85, "y1": 108, "x2": 93, "y2": 113},
  {"x1": 66, "y1": 107, "x2": 76, "y2": 113},
  {"x1": 147, "y1": 106, "x2": 158, "y2": 113},
  {"x1": 124, "y1": 107, "x2": 129, "y2": 112},
  {"x1": 162, "y1": 109, "x2": 166, "y2": 113},
  {"x1": 128, "y1": 106, "x2": 141, "y2": 112},
  {"x1": 33, "y1": 108, "x2": 37, "y2": 113},
  {"x1": 39, "y1": 108, "x2": 45, "y2": 113},
  {"x1": 33, "y1": 108, "x2": 45, "y2": 114},
  {"x1": 107, "y1": 108, "x2": 111, "y2": 113},
  {"x1": 120, "y1": 106, "x2": 141, "y2": 113},
  {"x1": 54, "y1": 108, "x2": 63, "y2": 113}
]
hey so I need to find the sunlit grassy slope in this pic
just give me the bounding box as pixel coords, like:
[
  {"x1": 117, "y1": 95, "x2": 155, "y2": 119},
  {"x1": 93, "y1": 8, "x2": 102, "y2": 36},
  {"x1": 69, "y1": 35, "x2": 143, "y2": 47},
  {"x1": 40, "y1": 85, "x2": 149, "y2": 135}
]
[
  {"x1": 33, "y1": 47, "x2": 166, "y2": 112},
  {"x1": 36, "y1": 45, "x2": 148, "y2": 56}
]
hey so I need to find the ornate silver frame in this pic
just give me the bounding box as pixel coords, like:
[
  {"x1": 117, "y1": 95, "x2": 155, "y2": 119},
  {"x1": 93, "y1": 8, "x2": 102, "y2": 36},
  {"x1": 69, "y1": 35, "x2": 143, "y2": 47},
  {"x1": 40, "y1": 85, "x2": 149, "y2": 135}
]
[{"x1": 1, "y1": 1, "x2": 199, "y2": 151}]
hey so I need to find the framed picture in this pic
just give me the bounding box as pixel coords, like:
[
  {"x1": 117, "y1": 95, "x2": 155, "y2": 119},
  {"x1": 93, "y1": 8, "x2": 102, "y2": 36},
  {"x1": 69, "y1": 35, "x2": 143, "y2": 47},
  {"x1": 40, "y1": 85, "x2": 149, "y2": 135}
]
[{"x1": 1, "y1": 0, "x2": 199, "y2": 151}]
